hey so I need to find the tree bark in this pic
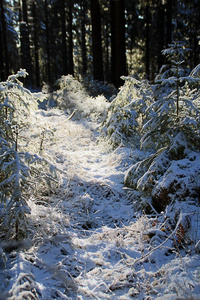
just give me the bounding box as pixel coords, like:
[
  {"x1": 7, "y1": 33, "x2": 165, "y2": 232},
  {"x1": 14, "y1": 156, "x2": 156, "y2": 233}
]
[
  {"x1": 157, "y1": 0, "x2": 165, "y2": 72},
  {"x1": 61, "y1": 0, "x2": 68, "y2": 75},
  {"x1": 32, "y1": 1, "x2": 40, "y2": 87},
  {"x1": 21, "y1": 0, "x2": 32, "y2": 86},
  {"x1": 0, "y1": 0, "x2": 9, "y2": 79},
  {"x1": 105, "y1": 22, "x2": 110, "y2": 82},
  {"x1": 145, "y1": 0, "x2": 150, "y2": 80},
  {"x1": 111, "y1": 0, "x2": 127, "y2": 87},
  {"x1": 45, "y1": 0, "x2": 51, "y2": 84},
  {"x1": 166, "y1": 0, "x2": 172, "y2": 46},
  {"x1": 68, "y1": 0, "x2": 74, "y2": 76},
  {"x1": 0, "y1": 25, "x2": 3, "y2": 80},
  {"x1": 90, "y1": 0, "x2": 104, "y2": 81},
  {"x1": 110, "y1": 0, "x2": 116, "y2": 85},
  {"x1": 81, "y1": 0, "x2": 87, "y2": 75}
]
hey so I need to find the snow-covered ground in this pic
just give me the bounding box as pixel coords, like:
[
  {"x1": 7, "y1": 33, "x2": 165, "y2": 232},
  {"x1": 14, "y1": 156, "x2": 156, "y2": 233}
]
[{"x1": 1, "y1": 90, "x2": 200, "y2": 300}]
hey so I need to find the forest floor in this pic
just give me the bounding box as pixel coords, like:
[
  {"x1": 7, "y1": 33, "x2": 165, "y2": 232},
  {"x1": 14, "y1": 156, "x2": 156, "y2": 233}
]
[{"x1": 1, "y1": 91, "x2": 200, "y2": 300}]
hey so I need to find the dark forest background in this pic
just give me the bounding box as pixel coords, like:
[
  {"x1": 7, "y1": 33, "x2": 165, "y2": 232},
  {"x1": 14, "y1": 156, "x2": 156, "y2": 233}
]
[{"x1": 0, "y1": 0, "x2": 200, "y2": 89}]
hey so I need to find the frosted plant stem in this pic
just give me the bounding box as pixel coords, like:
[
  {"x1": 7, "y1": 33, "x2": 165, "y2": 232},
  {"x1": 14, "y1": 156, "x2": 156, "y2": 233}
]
[
  {"x1": 113, "y1": 218, "x2": 183, "y2": 273},
  {"x1": 92, "y1": 281, "x2": 114, "y2": 294}
]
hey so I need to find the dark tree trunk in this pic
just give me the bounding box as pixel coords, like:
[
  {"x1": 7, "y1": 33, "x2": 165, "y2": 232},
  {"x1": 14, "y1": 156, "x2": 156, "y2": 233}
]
[
  {"x1": 105, "y1": 22, "x2": 110, "y2": 83},
  {"x1": 111, "y1": 0, "x2": 127, "y2": 87},
  {"x1": 145, "y1": 0, "x2": 150, "y2": 80},
  {"x1": 90, "y1": 0, "x2": 104, "y2": 82},
  {"x1": 166, "y1": 0, "x2": 172, "y2": 46},
  {"x1": 157, "y1": 1, "x2": 165, "y2": 72},
  {"x1": 0, "y1": 25, "x2": 3, "y2": 80},
  {"x1": 61, "y1": 0, "x2": 68, "y2": 75},
  {"x1": 110, "y1": 0, "x2": 116, "y2": 85},
  {"x1": 45, "y1": 0, "x2": 51, "y2": 84},
  {"x1": 21, "y1": 0, "x2": 32, "y2": 86},
  {"x1": 22, "y1": 0, "x2": 28, "y2": 23},
  {"x1": 20, "y1": 22, "x2": 32, "y2": 83},
  {"x1": 193, "y1": 35, "x2": 198, "y2": 68},
  {"x1": 68, "y1": 0, "x2": 74, "y2": 76},
  {"x1": 18, "y1": 0, "x2": 22, "y2": 22},
  {"x1": 32, "y1": 1, "x2": 40, "y2": 87},
  {"x1": 0, "y1": 0, "x2": 9, "y2": 79},
  {"x1": 81, "y1": 0, "x2": 87, "y2": 75}
]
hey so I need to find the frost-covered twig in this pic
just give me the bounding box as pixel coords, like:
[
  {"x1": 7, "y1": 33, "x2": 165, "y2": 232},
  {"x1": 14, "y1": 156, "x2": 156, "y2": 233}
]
[
  {"x1": 9, "y1": 273, "x2": 39, "y2": 300},
  {"x1": 92, "y1": 281, "x2": 114, "y2": 294},
  {"x1": 66, "y1": 109, "x2": 77, "y2": 121},
  {"x1": 114, "y1": 213, "x2": 189, "y2": 273}
]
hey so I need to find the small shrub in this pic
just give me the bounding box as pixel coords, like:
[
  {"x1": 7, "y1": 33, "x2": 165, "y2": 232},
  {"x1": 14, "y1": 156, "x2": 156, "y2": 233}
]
[
  {"x1": 100, "y1": 76, "x2": 153, "y2": 147},
  {"x1": 125, "y1": 42, "x2": 200, "y2": 211},
  {"x1": 55, "y1": 74, "x2": 109, "y2": 121},
  {"x1": 0, "y1": 71, "x2": 59, "y2": 239}
]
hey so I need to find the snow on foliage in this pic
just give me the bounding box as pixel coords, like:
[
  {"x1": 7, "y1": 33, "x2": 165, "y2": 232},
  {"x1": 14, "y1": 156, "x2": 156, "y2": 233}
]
[
  {"x1": 9, "y1": 272, "x2": 40, "y2": 300},
  {"x1": 55, "y1": 74, "x2": 109, "y2": 121},
  {"x1": 124, "y1": 43, "x2": 200, "y2": 212},
  {"x1": 100, "y1": 76, "x2": 153, "y2": 147},
  {"x1": 190, "y1": 64, "x2": 200, "y2": 79},
  {"x1": 0, "y1": 59, "x2": 200, "y2": 299},
  {"x1": 0, "y1": 71, "x2": 60, "y2": 239}
]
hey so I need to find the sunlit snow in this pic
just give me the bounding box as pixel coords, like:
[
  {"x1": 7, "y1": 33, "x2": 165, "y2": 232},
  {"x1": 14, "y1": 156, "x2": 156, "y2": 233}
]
[{"x1": 1, "y1": 83, "x2": 200, "y2": 300}]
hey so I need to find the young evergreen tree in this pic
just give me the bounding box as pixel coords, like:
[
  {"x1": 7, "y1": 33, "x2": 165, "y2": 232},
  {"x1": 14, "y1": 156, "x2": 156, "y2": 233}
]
[
  {"x1": 101, "y1": 76, "x2": 153, "y2": 147},
  {"x1": 0, "y1": 70, "x2": 59, "y2": 239},
  {"x1": 125, "y1": 42, "x2": 200, "y2": 212}
]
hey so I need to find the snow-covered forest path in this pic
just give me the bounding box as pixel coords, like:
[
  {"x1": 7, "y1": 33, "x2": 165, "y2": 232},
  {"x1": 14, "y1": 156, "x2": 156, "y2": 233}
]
[
  {"x1": 24, "y1": 108, "x2": 139, "y2": 299},
  {"x1": 2, "y1": 103, "x2": 200, "y2": 300},
  {"x1": 36, "y1": 108, "x2": 134, "y2": 229}
]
